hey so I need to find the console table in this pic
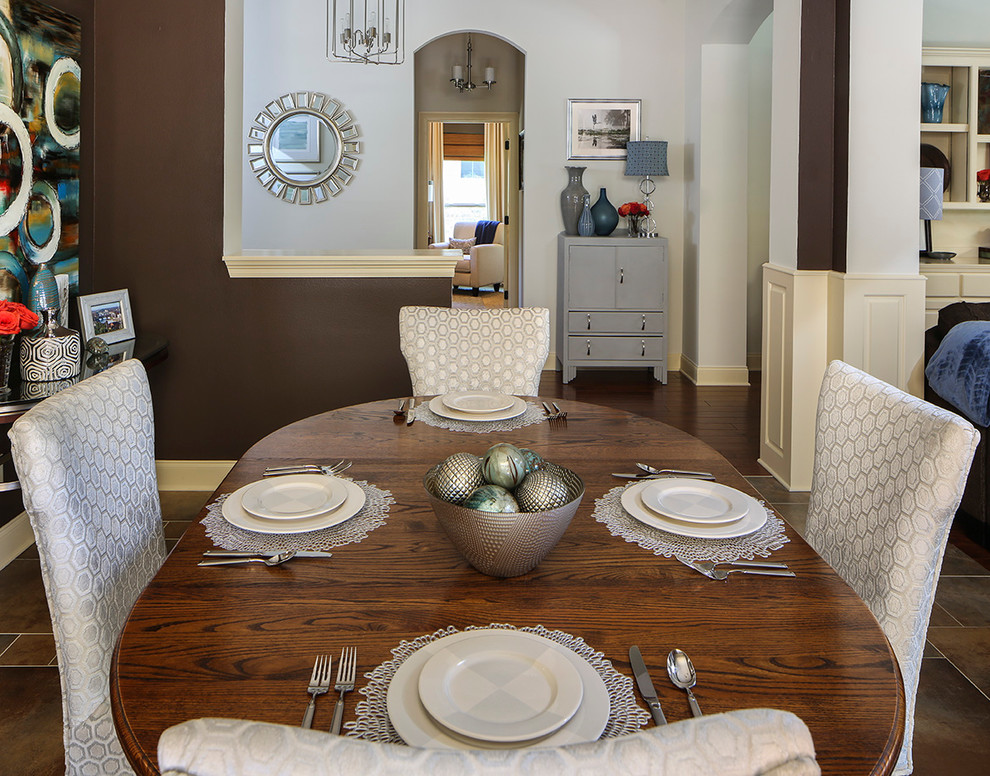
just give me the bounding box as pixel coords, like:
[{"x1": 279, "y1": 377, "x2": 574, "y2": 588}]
[{"x1": 556, "y1": 233, "x2": 667, "y2": 383}]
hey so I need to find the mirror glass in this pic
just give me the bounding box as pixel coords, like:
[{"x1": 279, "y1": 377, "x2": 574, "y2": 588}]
[{"x1": 247, "y1": 92, "x2": 360, "y2": 205}]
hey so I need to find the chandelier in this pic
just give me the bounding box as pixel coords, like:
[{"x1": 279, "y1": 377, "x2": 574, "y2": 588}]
[
  {"x1": 329, "y1": 0, "x2": 403, "y2": 65},
  {"x1": 450, "y1": 34, "x2": 495, "y2": 92}
]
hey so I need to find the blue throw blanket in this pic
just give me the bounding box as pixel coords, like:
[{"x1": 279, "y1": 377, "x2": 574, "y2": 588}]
[
  {"x1": 475, "y1": 220, "x2": 500, "y2": 245},
  {"x1": 926, "y1": 320, "x2": 990, "y2": 426}
]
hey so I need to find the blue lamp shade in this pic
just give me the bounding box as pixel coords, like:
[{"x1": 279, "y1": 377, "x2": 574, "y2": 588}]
[
  {"x1": 625, "y1": 140, "x2": 669, "y2": 177},
  {"x1": 920, "y1": 168, "x2": 944, "y2": 221}
]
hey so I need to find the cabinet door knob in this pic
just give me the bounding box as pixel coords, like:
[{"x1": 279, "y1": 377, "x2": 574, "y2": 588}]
[
  {"x1": 587, "y1": 314, "x2": 592, "y2": 330},
  {"x1": 641, "y1": 314, "x2": 646, "y2": 331},
  {"x1": 641, "y1": 340, "x2": 646, "y2": 357},
  {"x1": 587, "y1": 340, "x2": 592, "y2": 356},
  {"x1": 619, "y1": 267, "x2": 624, "y2": 284}
]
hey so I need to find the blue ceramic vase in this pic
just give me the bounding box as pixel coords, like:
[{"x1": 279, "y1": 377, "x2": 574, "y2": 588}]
[
  {"x1": 577, "y1": 195, "x2": 594, "y2": 236},
  {"x1": 921, "y1": 82, "x2": 950, "y2": 123},
  {"x1": 591, "y1": 188, "x2": 619, "y2": 236}
]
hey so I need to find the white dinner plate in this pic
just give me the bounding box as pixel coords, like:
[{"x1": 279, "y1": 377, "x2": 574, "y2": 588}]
[
  {"x1": 221, "y1": 478, "x2": 366, "y2": 534},
  {"x1": 441, "y1": 391, "x2": 515, "y2": 414},
  {"x1": 429, "y1": 395, "x2": 526, "y2": 423},
  {"x1": 417, "y1": 631, "x2": 583, "y2": 743},
  {"x1": 240, "y1": 474, "x2": 347, "y2": 520},
  {"x1": 639, "y1": 479, "x2": 750, "y2": 525},
  {"x1": 387, "y1": 629, "x2": 609, "y2": 750},
  {"x1": 620, "y1": 480, "x2": 768, "y2": 539}
]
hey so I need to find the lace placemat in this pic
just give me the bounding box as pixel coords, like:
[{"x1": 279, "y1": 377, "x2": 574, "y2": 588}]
[
  {"x1": 414, "y1": 401, "x2": 549, "y2": 434},
  {"x1": 346, "y1": 623, "x2": 650, "y2": 744},
  {"x1": 201, "y1": 479, "x2": 395, "y2": 552},
  {"x1": 593, "y1": 485, "x2": 789, "y2": 563}
]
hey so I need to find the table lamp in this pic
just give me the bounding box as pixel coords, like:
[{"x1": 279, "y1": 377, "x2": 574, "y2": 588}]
[
  {"x1": 625, "y1": 140, "x2": 668, "y2": 237},
  {"x1": 920, "y1": 167, "x2": 955, "y2": 261}
]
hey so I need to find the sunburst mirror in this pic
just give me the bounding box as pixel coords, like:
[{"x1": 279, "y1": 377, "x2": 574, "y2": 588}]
[{"x1": 247, "y1": 91, "x2": 360, "y2": 205}]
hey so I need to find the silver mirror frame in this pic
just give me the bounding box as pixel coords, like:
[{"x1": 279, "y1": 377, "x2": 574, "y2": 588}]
[{"x1": 247, "y1": 91, "x2": 361, "y2": 205}]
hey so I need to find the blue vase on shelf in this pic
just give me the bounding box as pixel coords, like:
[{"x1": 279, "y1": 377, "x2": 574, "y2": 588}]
[
  {"x1": 921, "y1": 82, "x2": 950, "y2": 123},
  {"x1": 577, "y1": 195, "x2": 594, "y2": 236},
  {"x1": 591, "y1": 188, "x2": 619, "y2": 236}
]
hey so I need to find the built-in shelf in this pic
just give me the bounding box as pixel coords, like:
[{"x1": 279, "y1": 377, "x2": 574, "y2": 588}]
[
  {"x1": 922, "y1": 122, "x2": 968, "y2": 132},
  {"x1": 222, "y1": 249, "x2": 462, "y2": 279}
]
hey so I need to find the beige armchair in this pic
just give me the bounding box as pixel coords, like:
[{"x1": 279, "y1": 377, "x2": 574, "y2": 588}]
[{"x1": 430, "y1": 220, "x2": 505, "y2": 296}]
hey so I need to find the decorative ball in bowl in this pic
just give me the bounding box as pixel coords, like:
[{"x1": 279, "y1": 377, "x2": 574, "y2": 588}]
[{"x1": 424, "y1": 443, "x2": 585, "y2": 578}]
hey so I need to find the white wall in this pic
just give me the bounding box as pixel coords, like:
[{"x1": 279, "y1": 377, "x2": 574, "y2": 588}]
[
  {"x1": 747, "y1": 16, "x2": 772, "y2": 361},
  {"x1": 923, "y1": 0, "x2": 990, "y2": 46}
]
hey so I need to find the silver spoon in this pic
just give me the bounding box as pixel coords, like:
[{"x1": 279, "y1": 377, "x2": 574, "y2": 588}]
[
  {"x1": 198, "y1": 551, "x2": 297, "y2": 567},
  {"x1": 667, "y1": 649, "x2": 703, "y2": 717},
  {"x1": 636, "y1": 463, "x2": 716, "y2": 479}
]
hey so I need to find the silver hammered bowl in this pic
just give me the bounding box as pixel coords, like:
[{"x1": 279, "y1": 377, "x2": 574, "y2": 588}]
[{"x1": 424, "y1": 463, "x2": 585, "y2": 578}]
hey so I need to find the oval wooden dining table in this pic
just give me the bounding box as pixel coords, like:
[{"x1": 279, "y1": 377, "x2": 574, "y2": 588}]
[{"x1": 111, "y1": 397, "x2": 904, "y2": 775}]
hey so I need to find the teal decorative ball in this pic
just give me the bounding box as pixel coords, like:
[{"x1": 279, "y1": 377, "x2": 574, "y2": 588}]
[
  {"x1": 463, "y1": 484, "x2": 519, "y2": 513},
  {"x1": 518, "y1": 448, "x2": 545, "y2": 474},
  {"x1": 481, "y1": 443, "x2": 528, "y2": 489}
]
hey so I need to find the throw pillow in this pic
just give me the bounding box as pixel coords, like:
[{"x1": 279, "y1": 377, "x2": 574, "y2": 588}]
[{"x1": 448, "y1": 237, "x2": 476, "y2": 255}]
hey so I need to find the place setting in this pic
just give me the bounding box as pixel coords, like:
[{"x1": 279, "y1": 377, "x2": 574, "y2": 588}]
[
  {"x1": 199, "y1": 461, "x2": 396, "y2": 556},
  {"x1": 409, "y1": 390, "x2": 549, "y2": 434},
  {"x1": 345, "y1": 624, "x2": 651, "y2": 749},
  {"x1": 593, "y1": 467, "x2": 791, "y2": 568}
]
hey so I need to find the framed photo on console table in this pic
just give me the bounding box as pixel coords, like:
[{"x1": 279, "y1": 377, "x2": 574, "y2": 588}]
[
  {"x1": 77, "y1": 289, "x2": 135, "y2": 344},
  {"x1": 567, "y1": 99, "x2": 641, "y2": 160}
]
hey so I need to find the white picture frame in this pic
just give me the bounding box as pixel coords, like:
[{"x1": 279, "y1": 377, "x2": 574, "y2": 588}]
[
  {"x1": 271, "y1": 113, "x2": 321, "y2": 164},
  {"x1": 567, "y1": 99, "x2": 641, "y2": 160},
  {"x1": 77, "y1": 289, "x2": 135, "y2": 344}
]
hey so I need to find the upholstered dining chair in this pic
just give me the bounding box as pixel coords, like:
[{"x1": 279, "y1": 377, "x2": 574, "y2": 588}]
[
  {"x1": 398, "y1": 306, "x2": 550, "y2": 396},
  {"x1": 806, "y1": 360, "x2": 979, "y2": 776},
  {"x1": 158, "y1": 708, "x2": 819, "y2": 776},
  {"x1": 9, "y1": 359, "x2": 166, "y2": 776}
]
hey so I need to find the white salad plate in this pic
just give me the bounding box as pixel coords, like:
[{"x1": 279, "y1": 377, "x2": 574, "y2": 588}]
[
  {"x1": 240, "y1": 474, "x2": 347, "y2": 520},
  {"x1": 621, "y1": 480, "x2": 767, "y2": 539},
  {"x1": 387, "y1": 629, "x2": 609, "y2": 750},
  {"x1": 222, "y1": 478, "x2": 366, "y2": 534},
  {"x1": 429, "y1": 395, "x2": 526, "y2": 423},
  {"x1": 441, "y1": 391, "x2": 516, "y2": 414},
  {"x1": 639, "y1": 479, "x2": 750, "y2": 525},
  {"x1": 417, "y1": 631, "x2": 584, "y2": 743}
]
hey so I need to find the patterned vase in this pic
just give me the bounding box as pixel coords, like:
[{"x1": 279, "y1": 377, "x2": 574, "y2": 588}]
[
  {"x1": 591, "y1": 188, "x2": 619, "y2": 236},
  {"x1": 577, "y1": 195, "x2": 594, "y2": 236},
  {"x1": 0, "y1": 333, "x2": 14, "y2": 395},
  {"x1": 19, "y1": 308, "x2": 82, "y2": 381},
  {"x1": 560, "y1": 166, "x2": 589, "y2": 236}
]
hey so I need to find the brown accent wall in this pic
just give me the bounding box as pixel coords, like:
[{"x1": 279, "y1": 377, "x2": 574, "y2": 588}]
[{"x1": 87, "y1": 0, "x2": 448, "y2": 460}]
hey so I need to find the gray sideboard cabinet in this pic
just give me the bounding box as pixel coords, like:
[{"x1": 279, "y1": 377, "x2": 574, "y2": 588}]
[{"x1": 556, "y1": 232, "x2": 668, "y2": 383}]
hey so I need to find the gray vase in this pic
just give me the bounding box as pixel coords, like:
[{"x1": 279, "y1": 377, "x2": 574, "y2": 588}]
[
  {"x1": 560, "y1": 166, "x2": 589, "y2": 236},
  {"x1": 578, "y1": 195, "x2": 594, "y2": 236}
]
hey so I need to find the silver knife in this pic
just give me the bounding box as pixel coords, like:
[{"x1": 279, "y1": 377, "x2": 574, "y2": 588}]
[
  {"x1": 629, "y1": 645, "x2": 667, "y2": 725},
  {"x1": 612, "y1": 472, "x2": 717, "y2": 481},
  {"x1": 202, "y1": 551, "x2": 334, "y2": 559},
  {"x1": 406, "y1": 397, "x2": 416, "y2": 426}
]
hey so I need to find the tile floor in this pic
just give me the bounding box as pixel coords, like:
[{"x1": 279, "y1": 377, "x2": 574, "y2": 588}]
[{"x1": 2, "y1": 376, "x2": 990, "y2": 773}]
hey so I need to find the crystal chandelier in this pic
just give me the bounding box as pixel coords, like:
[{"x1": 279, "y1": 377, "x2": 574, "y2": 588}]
[{"x1": 329, "y1": 0, "x2": 403, "y2": 65}]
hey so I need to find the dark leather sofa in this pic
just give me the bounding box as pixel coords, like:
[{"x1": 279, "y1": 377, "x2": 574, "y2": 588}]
[{"x1": 924, "y1": 301, "x2": 990, "y2": 548}]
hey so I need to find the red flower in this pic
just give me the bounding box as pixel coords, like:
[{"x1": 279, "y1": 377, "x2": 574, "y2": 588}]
[
  {"x1": 978, "y1": 169, "x2": 990, "y2": 182},
  {"x1": 0, "y1": 300, "x2": 39, "y2": 334},
  {"x1": 618, "y1": 202, "x2": 650, "y2": 218}
]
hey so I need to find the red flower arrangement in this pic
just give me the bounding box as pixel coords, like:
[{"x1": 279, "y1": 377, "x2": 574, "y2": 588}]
[
  {"x1": 0, "y1": 300, "x2": 39, "y2": 336},
  {"x1": 618, "y1": 202, "x2": 650, "y2": 217},
  {"x1": 978, "y1": 169, "x2": 990, "y2": 182}
]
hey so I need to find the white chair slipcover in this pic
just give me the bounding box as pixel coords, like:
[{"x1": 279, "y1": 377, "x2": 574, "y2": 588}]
[
  {"x1": 9, "y1": 359, "x2": 166, "y2": 776},
  {"x1": 806, "y1": 360, "x2": 979, "y2": 776},
  {"x1": 398, "y1": 306, "x2": 550, "y2": 396},
  {"x1": 158, "y1": 709, "x2": 819, "y2": 776}
]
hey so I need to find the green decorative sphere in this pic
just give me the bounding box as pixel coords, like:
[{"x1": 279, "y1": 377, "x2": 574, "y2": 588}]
[
  {"x1": 518, "y1": 448, "x2": 545, "y2": 474},
  {"x1": 464, "y1": 484, "x2": 519, "y2": 513},
  {"x1": 433, "y1": 452, "x2": 486, "y2": 504},
  {"x1": 515, "y1": 469, "x2": 572, "y2": 512},
  {"x1": 481, "y1": 443, "x2": 528, "y2": 489},
  {"x1": 86, "y1": 336, "x2": 108, "y2": 355}
]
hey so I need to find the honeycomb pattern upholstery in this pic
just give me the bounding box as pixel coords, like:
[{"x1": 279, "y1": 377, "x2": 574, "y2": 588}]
[
  {"x1": 806, "y1": 360, "x2": 978, "y2": 776},
  {"x1": 9, "y1": 359, "x2": 166, "y2": 776},
  {"x1": 159, "y1": 709, "x2": 820, "y2": 776},
  {"x1": 398, "y1": 306, "x2": 550, "y2": 396}
]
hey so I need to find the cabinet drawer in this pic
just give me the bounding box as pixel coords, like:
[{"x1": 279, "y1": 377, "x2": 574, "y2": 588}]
[
  {"x1": 567, "y1": 336, "x2": 664, "y2": 361},
  {"x1": 568, "y1": 312, "x2": 663, "y2": 334},
  {"x1": 961, "y1": 273, "x2": 990, "y2": 297},
  {"x1": 925, "y1": 273, "x2": 960, "y2": 297}
]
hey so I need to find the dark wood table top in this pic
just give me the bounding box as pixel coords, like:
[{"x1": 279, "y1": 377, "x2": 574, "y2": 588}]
[{"x1": 111, "y1": 398, "x2": 903, "y2": 775}]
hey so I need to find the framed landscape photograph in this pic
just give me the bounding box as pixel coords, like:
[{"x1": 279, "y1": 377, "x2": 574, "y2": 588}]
[
  {"x1": 567, "y1": 99, "x2": 641, "y2": 160},
  {"x1": 77, "y1": 288, "x2": 135, "y2": 344}
]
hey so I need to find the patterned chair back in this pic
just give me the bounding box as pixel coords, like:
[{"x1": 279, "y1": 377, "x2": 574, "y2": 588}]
[
  {"x1": 807, "y1": 360, "x2": 978, "y2": 776},
  {"x1": 398, "y1": 306, "x2": 550, "y2": 396},
  {"x1": 9, "y1": 359, "x2": 165, "y2": 775}
]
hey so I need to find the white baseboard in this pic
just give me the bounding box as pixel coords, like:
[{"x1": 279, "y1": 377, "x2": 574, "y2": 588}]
[
  {"x1": 0, "y1": 511, "x2": 33, "y2": 568},
  {"x1": 156, "y1": 460, "x2": 236, "y2": 491},
  {"x1": 679, "y1": 354, "x2": 750, "y2": 386}
]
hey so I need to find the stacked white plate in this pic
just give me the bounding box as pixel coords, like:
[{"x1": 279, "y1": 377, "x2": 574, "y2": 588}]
[
  {"x1": 620, "y1": 478, "x2": 767, "y2": 539},
  {"x1": 430, "y1": 391, "x2": 526, "y2": 422},
  {"x1": 222, "y1": 474, "x2": 366, "y2": 534},
  {"x1": 387, "y1": 629, "x2": 610, "y2": 750}
]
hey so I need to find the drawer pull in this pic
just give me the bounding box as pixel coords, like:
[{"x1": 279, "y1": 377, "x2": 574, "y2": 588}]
[
  {"x1": 587, "y1": 340, "x2": 591, "y2": 356},
  {"x1": 641, "y1": 314, "x2": 646, "y2": 331},
  {"x1": 619, "y1": 267, "x2": 624, "y2": 284},
  {"x1": 641, "y1": 340, "x2": 646, "y2": 357},
  {"x1": 587, "y1": 313, "x2": 592, "y2": 330}
]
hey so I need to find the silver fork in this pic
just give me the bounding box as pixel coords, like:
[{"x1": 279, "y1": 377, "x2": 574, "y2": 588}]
[
  {"x1": 302, "y1": 655, "x2": 332, "y2": 728},
  {"x1": 542, "y1": 401, "x2": 566, "y2": 426},
  {"x1": 264, "y1": 460, "x2": 352, "y2": 477},
  {"x1": 330, "y1": 646, "x2": 357, "y2": 734}
]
